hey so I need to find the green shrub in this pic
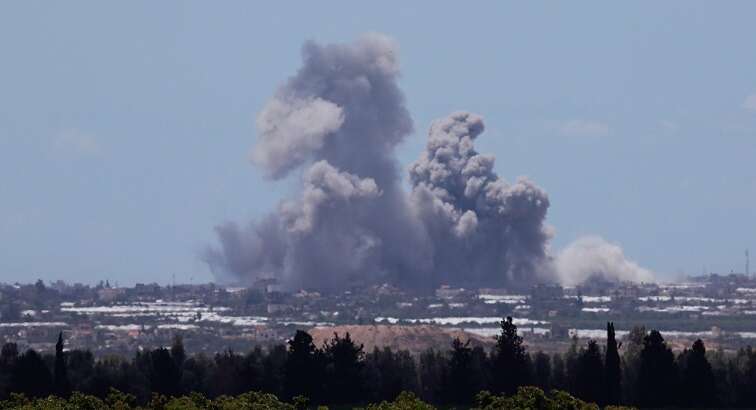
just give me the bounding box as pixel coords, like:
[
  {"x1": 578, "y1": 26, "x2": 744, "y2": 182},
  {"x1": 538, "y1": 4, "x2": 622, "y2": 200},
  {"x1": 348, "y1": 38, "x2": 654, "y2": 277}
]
[
  {"x1": 366, "y1": 391, "x2": 434, "y2": 410},
  {"x1": 474, "y1": 386, "x2": 599, "y2": 410}
]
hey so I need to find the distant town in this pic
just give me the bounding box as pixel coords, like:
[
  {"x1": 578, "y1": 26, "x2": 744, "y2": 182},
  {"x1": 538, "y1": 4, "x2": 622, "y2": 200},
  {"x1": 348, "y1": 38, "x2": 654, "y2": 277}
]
[{"x1": 2, "y1": 273, "x2": 756, "y2": 356}]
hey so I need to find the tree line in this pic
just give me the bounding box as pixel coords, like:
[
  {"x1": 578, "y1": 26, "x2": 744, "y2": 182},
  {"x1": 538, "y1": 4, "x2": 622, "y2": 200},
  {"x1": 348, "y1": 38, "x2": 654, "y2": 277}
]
[{"x1": 1, "y1": 318, "x2": 755, "y2": 408}]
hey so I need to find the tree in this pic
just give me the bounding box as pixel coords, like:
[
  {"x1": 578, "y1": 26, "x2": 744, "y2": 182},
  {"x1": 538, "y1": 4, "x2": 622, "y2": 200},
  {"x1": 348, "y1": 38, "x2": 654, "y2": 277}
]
[
  {"x1": 209, "y1": 350, "x2": 246, "y2": 397},
  {"x1": 564, "y1": 335, "x2": 580, "y2": 394},
  {"x1": 0, "y1": 343, "x2": 18, "y2": 400},
  {"x1": 54, "y1": 332, "x2": 71, "y2": 397},
  {"x1": 0, "y1": 304, "x2": 20, "y2": 323},
  {"x1": 475, "y1": 386, "x2": 599, "y2": 410},
  {"x1": 179, "y1": 354, "x2": 211, "y2": 396},
  {"x1": 170, "y1": 335, "x2": 186, "y2": 373},
  {"x1": 363, "y1": 348, "x2": 386, "y2": 402},
  {"x1": 418, "y1": 348, "x2": 447, "y2": 403},
  {"x1": 681, "y1": 339, "x2": 717, "y2": 407},
  {"x1": 364, "y1": 347, "x2": 418, "y2": 403},
  {"x1": 492, "y1": 316, "x2": 530, "y2": 395},
  {"x1": 284, "y1": 330, "x2": 323, "y2": 402},
  {"x1": 469, "y1": 346, "x2": 491, "y2": 398},
  {"x1": 88, "y1": 356, "x2": 123, "y2": 399},
  {"x1": 240, "y1": 348, "x2": 265, "y2": 393},
  {"x1": 11, "y1": 349, "x2": 53, "y2": 398},
  {"x1": 621, "y1": 325, "x2": 645, "y2": 404},
  {"x1": 66, "y1": 349, "x2": 94, "y2": 393},
  {"x1": 637, "y1": 330, "x2": 678, "y2": 408},
  {"x1": 736, "y1": 346, "x2": 756, "y2": 407},
  {"x1": 366, "y1": 391, "x2": 434, "y2": 410},
  {"x1": 34, "y1": 279, "x2": 46, "y2": 293},
  {"x1": 605, "y1": 322, "x2": 621, "y2": 405},
  {"x1": 533, "y1": 351, "x2": 551, "y2": 392},
  {"x1": 323, "y1": 332, "x2": 365, "y2": 405},
  {"x1": 575, "y1": 340, "x2": 604, "y2": 405},
  {"x1": 551, "y1": 353, "x2": 567, "y2": 391},
  {"x1": 33, "y1": 280, "x2": 49, "y2": 309},
  {"x1": 148, "y1": 347, "x2": 181, "y2": 397},
  {"x1": 262, "y1": 344, "x2": 287, "y2": 398},
  {"x1": 105, "y1": 388, "x2": 138, "y2": 408},
  {"x1": 204, "y1": 348, "x2": 264, "y2": 397},
  {"x1": 707, "y1": 346, "x2": 736, "y2": 407},
  {"x1": 447, "y1": 338, "x2": 475, "y2": 404}
]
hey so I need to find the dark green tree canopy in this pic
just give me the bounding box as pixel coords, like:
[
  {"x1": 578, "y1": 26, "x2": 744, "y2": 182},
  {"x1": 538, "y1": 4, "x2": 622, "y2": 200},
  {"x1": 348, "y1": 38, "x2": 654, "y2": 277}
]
[
  {"x1": 637, "y1": 330, "x2": 678, "y2": 408},
  {"x1": 492, "y1": 316, "x2": 531, "y2": 395}
]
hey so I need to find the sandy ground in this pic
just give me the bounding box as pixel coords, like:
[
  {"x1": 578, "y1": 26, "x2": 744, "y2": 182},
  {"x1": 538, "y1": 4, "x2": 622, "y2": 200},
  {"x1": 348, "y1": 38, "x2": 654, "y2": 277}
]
[{"x1": 308, "y1": 324, "x2": 495, "y2": 355}]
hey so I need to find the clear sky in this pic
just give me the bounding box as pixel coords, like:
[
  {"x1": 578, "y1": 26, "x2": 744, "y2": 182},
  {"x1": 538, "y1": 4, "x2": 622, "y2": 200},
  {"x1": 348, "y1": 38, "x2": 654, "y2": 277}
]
[{"x1": 1, "y1": 1, "x2": 755, "y2": 285}]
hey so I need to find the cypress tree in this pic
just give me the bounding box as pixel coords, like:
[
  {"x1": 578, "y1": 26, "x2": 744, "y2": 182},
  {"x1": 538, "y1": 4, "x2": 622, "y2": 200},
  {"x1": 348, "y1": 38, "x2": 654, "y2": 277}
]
[
  {"x1": 605, "y1": 322, "x2": 621, "y2": 405},
  {"x1": 54, "y1": 332, "x2": 71, "y2": 397}
]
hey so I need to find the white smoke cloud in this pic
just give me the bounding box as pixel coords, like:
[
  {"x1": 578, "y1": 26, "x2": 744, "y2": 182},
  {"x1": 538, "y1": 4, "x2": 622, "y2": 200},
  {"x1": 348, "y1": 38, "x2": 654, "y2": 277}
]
[
  {"x1": 454, "y1": 210, "x2": 478, "y2": 237},
  {"x1": 253, "y1": 96, "x2": 345, "y2": 178},
  {"x1": 555, "y1": 236, "x2": 655, "y2": 286}
]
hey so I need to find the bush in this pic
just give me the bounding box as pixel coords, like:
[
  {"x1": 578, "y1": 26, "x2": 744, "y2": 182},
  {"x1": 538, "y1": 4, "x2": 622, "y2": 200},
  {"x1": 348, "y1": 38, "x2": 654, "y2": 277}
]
[
  {"x1": 0, "y1": 390, "x2": 294, "y2": 410},
  {"x1": 366, "y1": 391, "x2": 435, "y2": 410},
  {"x1": 475, "y1": 386, "x2": 600, "y2": 410}
]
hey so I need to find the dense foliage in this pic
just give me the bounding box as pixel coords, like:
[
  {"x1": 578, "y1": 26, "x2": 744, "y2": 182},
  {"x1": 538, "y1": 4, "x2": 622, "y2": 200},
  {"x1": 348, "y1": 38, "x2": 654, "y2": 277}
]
[
  {"x1": 0, "y1": 387, "x2": 634, "y2": 410},
  {"x1": 0, "y1": 318, "x2": 751, "y2": 408}
]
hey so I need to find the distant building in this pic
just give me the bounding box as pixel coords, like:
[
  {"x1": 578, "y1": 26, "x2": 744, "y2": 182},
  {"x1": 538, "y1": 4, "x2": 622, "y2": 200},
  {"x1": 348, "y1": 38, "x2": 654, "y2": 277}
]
[
  {"x1": 435, "y1": 285, "x2": 465, "y2": 300},
  {"x1": 97, "y1": 287, "x2": 125, "y2": 303},
  {"x1": 267, "y1": 303, "x2": 289, "y2": 314}
]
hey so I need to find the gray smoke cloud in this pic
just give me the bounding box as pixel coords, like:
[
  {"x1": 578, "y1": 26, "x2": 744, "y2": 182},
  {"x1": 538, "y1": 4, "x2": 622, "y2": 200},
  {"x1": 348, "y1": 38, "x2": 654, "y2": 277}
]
[
  {"x1": 408, "y1": 112, "x2": 554, "y2": 288},
  {"x1": 205, "y1": 33, "x2": 654, "y2": 291},
  {"x1": 253, "y1": 97, "x2": 345, "y2": 178},
  {"x1": 205, "y1": 33, "x2": 430, "y2": 291}
]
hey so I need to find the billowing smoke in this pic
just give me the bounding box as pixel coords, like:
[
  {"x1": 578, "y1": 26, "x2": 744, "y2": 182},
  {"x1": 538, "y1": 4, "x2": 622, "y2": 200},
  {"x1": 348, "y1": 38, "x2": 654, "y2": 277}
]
[
  {"x1": 205, "y1": 33, "x2": 431, "y2": 291},
  {"x1": 555, "y1": 236, "x2": 654, "y2": 286},
  {"x1": 408, "y1": 112, "x2": 554, "y2": 288},
  {"x1": 205, "y1": 33, "x2": 654, "y2": 291}
]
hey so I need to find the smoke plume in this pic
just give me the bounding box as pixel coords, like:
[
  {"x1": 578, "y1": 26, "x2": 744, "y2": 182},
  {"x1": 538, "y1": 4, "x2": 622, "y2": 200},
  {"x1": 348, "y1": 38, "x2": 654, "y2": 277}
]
[
  {"x1": 555, "y1": 236, "x2": 654, "y2": 286},
  {"x1": 205, "y1": 34, "x2": 654, "y2": 291},
  {"x1": 205, "y1": 33, "x2": 430, "y2": 291},
  {"x1": 408, "y1": 112, "x2": 554, "y2": 288}
]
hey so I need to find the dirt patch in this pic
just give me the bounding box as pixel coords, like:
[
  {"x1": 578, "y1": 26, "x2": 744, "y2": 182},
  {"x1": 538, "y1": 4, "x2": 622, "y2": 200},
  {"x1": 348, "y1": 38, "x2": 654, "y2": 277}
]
[{"x1": 307, "y1": 324, "x2": 495, "y2": 355}]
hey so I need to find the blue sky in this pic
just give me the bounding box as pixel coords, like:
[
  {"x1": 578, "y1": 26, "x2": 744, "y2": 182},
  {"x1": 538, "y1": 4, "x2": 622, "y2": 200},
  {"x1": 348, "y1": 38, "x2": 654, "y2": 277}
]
[{"x1": 1, "y1": 1, "x2": 755, "y2": 285}]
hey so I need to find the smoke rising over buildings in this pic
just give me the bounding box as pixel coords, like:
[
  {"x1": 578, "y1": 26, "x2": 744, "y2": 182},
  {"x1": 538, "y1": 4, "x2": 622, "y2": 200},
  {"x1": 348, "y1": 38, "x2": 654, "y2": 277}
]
[
  {"x1": 205, "y1": 33, "x2": 654, "y2": 291},
  {"x1": 554, "y1": 236, "x2": 654, "y2": 286},
  {"x1": 408, "y1": 112, "x2": 554, "y2": 287}
]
